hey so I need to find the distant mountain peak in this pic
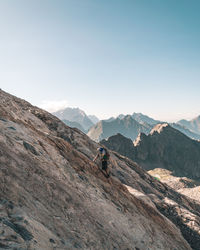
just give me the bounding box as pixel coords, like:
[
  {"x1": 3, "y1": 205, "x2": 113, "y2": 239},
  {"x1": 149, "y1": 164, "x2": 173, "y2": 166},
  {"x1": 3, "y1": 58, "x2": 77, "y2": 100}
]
[
  {"x1": 132, "y1": 112, "x2": 161, "y2": 125},
  {"x1": 117, "y1": 114, "x2": 126, "y2": 119},
  {"x1": 123, "y1": 115, "x2": 134, "y2": 122},
  {"x1": 178, "y1": 114, "x2": 200, "y2": 135},
  {"x1": 53, "y1": 107, "x2": 94, "y2": 131}
]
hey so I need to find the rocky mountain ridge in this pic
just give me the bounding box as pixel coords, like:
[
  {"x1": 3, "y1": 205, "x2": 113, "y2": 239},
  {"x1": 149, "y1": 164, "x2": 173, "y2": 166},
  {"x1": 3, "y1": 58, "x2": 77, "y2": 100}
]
[
  {"x1": 52, "y1": 106, "x2": 200, "y2": 141},
  {"x1": 132, "y1": 112, "x2": 160, "y2": 125},
  {"x1": 87, "y1": 114, "x2": 200, "y2": 143},
  {"x1": 87, "y1": 115, "x2": 152, "y2": 142},
  {"x1": 101, "y1": 123, "x2": 200, "y2": 179},
  {"x1": 1, "y1": 89, "x2": 200, "y2": 249}
]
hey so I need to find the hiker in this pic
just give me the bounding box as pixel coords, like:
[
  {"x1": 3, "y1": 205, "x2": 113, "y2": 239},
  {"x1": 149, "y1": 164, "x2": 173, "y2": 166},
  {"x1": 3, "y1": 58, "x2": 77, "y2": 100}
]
[{"x1": 93, "y1": 147, "x2": 110, "y2": 177}]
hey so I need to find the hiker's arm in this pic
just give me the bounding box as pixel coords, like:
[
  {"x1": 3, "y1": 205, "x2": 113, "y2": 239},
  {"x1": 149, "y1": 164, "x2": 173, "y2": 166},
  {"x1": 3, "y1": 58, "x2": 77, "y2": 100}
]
[{"x1": 93, "y1": 154, "x2": 99, "y2": 162}]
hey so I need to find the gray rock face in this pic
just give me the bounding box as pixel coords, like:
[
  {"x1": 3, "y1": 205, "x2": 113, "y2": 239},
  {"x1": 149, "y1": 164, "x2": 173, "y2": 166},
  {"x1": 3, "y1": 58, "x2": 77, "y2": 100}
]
[
  {"x1": 88, "y1": 115, "x2": 152, "y2": 142},
  {"x1": 53, "y1": 107, "x2": 94, "y2": 131},
  {"x1": 1, "y1": 89, "x2": 200, "y2": 249}
]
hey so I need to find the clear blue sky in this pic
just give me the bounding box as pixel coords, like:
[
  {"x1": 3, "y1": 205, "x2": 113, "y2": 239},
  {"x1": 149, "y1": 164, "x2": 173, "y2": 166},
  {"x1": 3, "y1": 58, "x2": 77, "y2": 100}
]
[{"x1": 0, "y1": 0, "x2": 200, "y2": 121}]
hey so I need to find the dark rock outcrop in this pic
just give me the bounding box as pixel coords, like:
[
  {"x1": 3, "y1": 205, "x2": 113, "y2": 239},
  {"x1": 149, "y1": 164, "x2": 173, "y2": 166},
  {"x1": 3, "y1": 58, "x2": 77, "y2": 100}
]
[{"x1": 101, "y1": 133, "x2": 136, "y2": 160}]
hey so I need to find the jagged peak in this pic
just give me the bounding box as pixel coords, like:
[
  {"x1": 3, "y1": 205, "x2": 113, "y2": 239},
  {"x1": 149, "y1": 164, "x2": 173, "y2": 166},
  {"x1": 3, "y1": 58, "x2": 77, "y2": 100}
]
[
  {"x1": 150, "y1": 123, "x2": 169, "y2": 135},
  {"x1": 134, "y1": 132, "x2": 147, "y2": 146}
]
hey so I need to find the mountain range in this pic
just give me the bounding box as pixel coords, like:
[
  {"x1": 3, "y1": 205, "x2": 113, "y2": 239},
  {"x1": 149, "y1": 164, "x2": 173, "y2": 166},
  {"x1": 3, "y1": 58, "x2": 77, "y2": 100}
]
[
  {"x1": 101, "y1": 123, "x2": 200, "y2": 179},
  {"x1": 52, "y1": 107, "x2": 200, "y2": 142},
  {"x1": 1, "y1": 89, "x2": 200, "y2": 249},
  {"x1": 88, "y1": 114, "x2": 200, "y2": 142},
  {"x1": 87, "y1": 115, "x2": 152, "y2": 142}
]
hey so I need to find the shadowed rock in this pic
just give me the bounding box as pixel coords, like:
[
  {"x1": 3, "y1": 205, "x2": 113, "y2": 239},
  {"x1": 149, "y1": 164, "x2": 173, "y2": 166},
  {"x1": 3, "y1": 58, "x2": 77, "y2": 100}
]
[{"x1": 23, "y1": 141, "x2": 39, "y2": 156}]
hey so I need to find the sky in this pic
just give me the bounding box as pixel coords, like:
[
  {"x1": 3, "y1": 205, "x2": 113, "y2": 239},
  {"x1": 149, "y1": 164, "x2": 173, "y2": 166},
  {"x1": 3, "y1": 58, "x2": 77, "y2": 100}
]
[{"x1": 0, "y1": 0, "x2": 200, "y2": 121}]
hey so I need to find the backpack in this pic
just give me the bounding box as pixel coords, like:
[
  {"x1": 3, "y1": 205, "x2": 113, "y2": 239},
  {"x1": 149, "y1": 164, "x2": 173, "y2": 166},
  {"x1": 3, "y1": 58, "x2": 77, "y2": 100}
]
[{"x1": 99, "y1": 148, "x2": 110, "y2": 161}]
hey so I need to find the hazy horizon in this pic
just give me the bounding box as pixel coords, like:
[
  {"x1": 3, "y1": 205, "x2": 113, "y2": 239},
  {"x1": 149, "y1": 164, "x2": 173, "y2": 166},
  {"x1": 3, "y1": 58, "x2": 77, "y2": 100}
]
[
  {"x1": 37, "y1": 100, "x2": 198, "y2": 123},
  {"x1": 1, "y1": 0, "x2": 200, "y2": 122},
  {"x1": 1, "y1": 87, "x2": 198, "y2": 123}
]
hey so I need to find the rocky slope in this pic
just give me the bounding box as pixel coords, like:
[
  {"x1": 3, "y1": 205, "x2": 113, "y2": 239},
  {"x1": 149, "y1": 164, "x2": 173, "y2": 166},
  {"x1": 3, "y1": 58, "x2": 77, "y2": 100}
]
[
  {"x1": 1, "y1": 90, "x2": 200, "y2": 249},
  {"x1": 53, "y1": 107, "x2": 94, "y2": 131},
  {"x1": 148, "y1": 168, "x2": 200, "y2": 202},
  {"x1": 87, "y1": 115, "x2": 151, "y2": 142}
]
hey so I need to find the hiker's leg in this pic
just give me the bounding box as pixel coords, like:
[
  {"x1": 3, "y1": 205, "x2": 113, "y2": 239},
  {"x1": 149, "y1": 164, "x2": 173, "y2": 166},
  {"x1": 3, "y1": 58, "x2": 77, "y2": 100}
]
[
  {"x1": 102, "y1": 161, "x2": 110, "y2": 177},
  {"x1": 102, "y1": 161, "x2": 107, "y2": 171},
  {"x1": 105, "y1": 167, "x2": 110, "y2": 177}
]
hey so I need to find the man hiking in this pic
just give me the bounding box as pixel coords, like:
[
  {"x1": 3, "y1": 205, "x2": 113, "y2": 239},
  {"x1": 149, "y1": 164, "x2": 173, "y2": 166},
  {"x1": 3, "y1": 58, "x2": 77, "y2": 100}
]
[{"x1": 93, "y1": 147, "x2": 110, "y2": 178}]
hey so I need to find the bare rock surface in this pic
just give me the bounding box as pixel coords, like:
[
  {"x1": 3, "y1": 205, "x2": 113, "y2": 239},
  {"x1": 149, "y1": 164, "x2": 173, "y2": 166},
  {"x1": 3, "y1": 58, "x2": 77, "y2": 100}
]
[
  {"x1": 0, "y1": 89, "x2": 200, "y2": 249},
  {"x1": 148, "y1": 168, "x2": 200, "y2": 203}
]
